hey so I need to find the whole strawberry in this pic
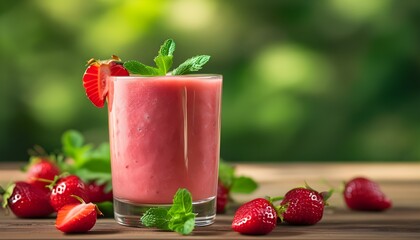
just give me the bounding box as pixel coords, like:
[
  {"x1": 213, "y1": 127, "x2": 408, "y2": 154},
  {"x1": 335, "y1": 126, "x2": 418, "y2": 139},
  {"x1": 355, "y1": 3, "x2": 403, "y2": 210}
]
[
  {"x1": 216, "y1": 181, "x2": 229, "y2": 213},
  {"x1": 55, "y1": 196, "x2": 102, "y2": 233},
  {"x1": 232, "y1": 198, "x2": 278, "y2": 235},
  {"x1": 1, "y1": 181, "x2": 54, "y2": 218},
  {"x1": 26, "y1": 157, "x2": 60, "y2": 190},
  {"x1": 344, "y1": 177, "x2": 392, "y2": 211},
  {"x1": 279, "y1": 186, "x2": 328, "y2": 225},
  {"x1": 86, "y1": 181, "x2": 113, "y2": 203},
  {"x1": 50, "y1": 175, "x2": 90, "y2": 211}
]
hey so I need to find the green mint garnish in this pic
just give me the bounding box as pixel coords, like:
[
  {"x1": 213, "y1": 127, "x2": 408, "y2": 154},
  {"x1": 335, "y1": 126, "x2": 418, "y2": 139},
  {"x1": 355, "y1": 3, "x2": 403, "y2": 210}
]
[
  {"x1": 141, "y1": 188, "x2": 196, "y2": 235},
  {"x1": 123, "y1": 39, "x2": 210, "y2": 76},
  {"x1": 172, "y1": 55, "x2": 210, "y2": 75},
  {"x1": 123, "y1": 60, "x2": 160, "y2": 75}
]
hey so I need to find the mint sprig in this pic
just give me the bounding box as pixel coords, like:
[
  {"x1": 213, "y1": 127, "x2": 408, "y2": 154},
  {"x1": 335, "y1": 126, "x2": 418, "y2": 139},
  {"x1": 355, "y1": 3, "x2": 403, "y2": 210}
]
[
  {"x1": 123, "y1": 39, "x2": 210, "y2": 76},
  {"x1": 141, "y1": 188, "x2": 196, "y2": 235}
]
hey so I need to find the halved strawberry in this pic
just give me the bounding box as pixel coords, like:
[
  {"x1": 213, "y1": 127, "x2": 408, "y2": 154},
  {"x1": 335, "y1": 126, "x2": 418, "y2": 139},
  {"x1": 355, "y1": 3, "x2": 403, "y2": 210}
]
[
  {"x1": 55, "y1": 197, "x2": 102, "y2": 233},
  {"x1": 82, "y1": 55, "x2": 129, "y2": 107}
]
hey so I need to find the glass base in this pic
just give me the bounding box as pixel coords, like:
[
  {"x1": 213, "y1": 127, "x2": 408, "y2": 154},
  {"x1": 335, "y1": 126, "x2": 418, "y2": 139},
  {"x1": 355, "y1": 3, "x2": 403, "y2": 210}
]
[{"x1": 113, "y1": 196, "x2": 216, "y2": 227}]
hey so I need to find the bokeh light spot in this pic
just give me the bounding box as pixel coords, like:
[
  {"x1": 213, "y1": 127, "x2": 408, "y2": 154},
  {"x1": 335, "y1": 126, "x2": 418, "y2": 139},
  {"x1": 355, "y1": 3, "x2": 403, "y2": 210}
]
[
  {"x1": 253, "y1": 43, "x2": 332, "y2": 94},
  {"x1": 26, "y1": 78, "x2": 77, "y2": 128},
  {"x1": 166, "y1": 0, "x2": 216, "y2": 31}
]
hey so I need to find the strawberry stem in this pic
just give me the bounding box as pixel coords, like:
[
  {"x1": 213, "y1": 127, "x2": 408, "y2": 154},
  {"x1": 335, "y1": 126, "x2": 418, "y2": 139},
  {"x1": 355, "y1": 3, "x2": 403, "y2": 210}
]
[
  {"x1": 31, "y1": 177, "x2": 54, "y2": 184},
  {"x1": 70, "y1": 195, "x2": 86, "y2": 204},
  {"x1": 46, "y1": 173, "x2": 69, "y2": 190},
  {"x1": 95, "y1": 205, "x2": 104, "y2": 216},
  {"x1": 266, "y1": 195, "x2": 284, "y2": 203},
  {"x1": 0, "y1": 186, "x2": 4, "y2": 195},
  {"x1": 320, "y1": 189, "x2": 334, "y2": 204}
]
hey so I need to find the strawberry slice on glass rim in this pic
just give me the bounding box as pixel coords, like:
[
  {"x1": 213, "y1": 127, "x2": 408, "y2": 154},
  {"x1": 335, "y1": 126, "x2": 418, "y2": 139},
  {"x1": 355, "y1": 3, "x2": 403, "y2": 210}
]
[{"x1": 82, "y1": 55, "x2": 129, "y2": 107}]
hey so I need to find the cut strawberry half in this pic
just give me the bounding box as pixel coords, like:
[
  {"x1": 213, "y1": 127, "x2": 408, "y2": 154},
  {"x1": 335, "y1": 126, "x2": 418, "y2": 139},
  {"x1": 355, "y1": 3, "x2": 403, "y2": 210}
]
[
  {"x1": 82, "y1": 55, "x2": 129, "y2": 108},
  {"x1": 55, "y1": 199, "x2": 102, "y2": 233}
]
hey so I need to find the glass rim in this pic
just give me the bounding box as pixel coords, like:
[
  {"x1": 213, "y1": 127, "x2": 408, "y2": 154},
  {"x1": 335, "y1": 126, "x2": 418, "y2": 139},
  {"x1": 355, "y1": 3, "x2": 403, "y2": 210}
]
[{"x1": 109, "y1": 74, "x2": 222, "y2": 80}]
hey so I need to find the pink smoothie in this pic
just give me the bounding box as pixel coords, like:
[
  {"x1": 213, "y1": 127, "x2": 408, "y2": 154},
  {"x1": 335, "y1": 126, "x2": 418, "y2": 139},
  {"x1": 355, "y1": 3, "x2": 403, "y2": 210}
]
[{"x1": 108, "y1": 75, "x2": 222, "y2": 204}]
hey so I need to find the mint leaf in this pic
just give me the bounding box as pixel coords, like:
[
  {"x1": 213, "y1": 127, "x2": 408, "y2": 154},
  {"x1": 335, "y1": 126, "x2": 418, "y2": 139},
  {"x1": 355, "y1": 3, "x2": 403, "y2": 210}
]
[
  {"x1": 230, "y1": 176, "x2": 259, "y2": 194},
  {"x1": 169, "y1": 213, "x2": 195, "y2": 235},
  {"x1": 167, "y1": 189, "x2": 195, "y2": 235},
  {"x1": 172, "y1": 55, "x2": 210, "y2": 75},
  {"x1": 154, "y1": 55, "x2": 173, "y2": 75},
  {"x1": 168, "y1": 188, "x2": 193, "y2": 215},
  {"x1": 123, "y1": 39, "x2": 210, "y2": 76},
  {"x1": 158, "y1": 38, "x2": 175, "y2": 56},
  {"x1": 154, "y1": 39, "x2": 175, "y2": 75},
  {"x1": 141, "y1": 208, "x2": 171, "y2": 230},
  {"x1": 123, "y1": 60, "x2": 160, "y2": 75},
  {"x1": 140, "y1": 188, "x2": 195, "y2": 235}
]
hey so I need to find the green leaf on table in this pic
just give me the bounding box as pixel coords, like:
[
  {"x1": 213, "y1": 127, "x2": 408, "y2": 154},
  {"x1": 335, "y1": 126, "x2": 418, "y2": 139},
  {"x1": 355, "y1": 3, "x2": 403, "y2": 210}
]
[
  {"x1": 172, "y1": 55, "x2": 210, "y2": 75},
  {"x1": 140, "y1": 188, "x2": 195, "y2": 235},
  {"x1": 230, "y1": 176, "x2": 259, "y2": 194}
]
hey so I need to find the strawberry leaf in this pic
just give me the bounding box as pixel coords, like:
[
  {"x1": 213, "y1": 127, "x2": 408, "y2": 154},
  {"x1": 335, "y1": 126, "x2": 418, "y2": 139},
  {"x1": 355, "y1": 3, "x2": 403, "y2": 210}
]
[{"x1": 1, "y1": 183, "x2": 15, "y2": 209}]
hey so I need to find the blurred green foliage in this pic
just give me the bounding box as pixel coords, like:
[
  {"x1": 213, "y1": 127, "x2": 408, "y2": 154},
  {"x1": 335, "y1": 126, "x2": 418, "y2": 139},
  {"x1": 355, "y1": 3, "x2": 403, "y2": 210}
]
[{"x1": 1, "y1": 0, "x2": 420, "y2": 162}]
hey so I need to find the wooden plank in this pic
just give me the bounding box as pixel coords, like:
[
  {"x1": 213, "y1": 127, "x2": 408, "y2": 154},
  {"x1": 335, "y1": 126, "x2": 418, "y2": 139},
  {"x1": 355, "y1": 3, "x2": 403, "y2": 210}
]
[{"x1": 1, "y1": 163, "x2": 420, "y2": 239}]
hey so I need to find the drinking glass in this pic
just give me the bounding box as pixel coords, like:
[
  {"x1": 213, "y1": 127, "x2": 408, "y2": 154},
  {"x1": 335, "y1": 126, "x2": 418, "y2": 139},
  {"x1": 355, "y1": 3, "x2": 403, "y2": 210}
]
[{"x1": 107, "y1": 74, "x2": 222, "y2": 227}]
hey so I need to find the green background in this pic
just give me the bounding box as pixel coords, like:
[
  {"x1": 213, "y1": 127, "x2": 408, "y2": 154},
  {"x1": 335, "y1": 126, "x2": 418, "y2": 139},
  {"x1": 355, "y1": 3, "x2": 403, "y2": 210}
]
[{"x1": 1, "y1": 0, "x2": 420, "y2": 162}]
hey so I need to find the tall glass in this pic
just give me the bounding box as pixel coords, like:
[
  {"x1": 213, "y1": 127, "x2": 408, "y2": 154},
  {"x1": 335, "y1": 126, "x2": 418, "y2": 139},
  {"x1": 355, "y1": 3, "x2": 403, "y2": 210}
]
[{"x1": 107, "y1": 74, "x2": 222, "y2": 227}]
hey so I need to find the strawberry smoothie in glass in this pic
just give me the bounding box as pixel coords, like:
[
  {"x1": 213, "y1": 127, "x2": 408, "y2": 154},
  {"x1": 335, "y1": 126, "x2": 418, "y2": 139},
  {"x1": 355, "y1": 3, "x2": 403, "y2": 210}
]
[{"x1": 108, "y1": 74, "x2": 222, "y2": 227}]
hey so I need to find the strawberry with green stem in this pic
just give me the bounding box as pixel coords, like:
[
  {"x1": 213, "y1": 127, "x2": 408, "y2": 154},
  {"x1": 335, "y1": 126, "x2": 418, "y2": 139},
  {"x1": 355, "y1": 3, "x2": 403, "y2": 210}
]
[
  {"x1": 1, "y1": 181, "x2": 54, "y2": 218},
  {"x1": 86, "y1": 181, "x2": 113, "y2": 203},
  {"x1": 25, "y1": 157, "x2": 61, "y2": 190},
  {"x1": 232, "y1": 183, "x2": 331, "y2": 235},
  {"x1": 49, "y1": 175, "x2": 90, "y2": 212},
  {"x1": 278, "y1": 183, "x2": 331, "y2": 225},
  {"x1": 231, "y1": 197, "x2": 280, "y2": 235}
]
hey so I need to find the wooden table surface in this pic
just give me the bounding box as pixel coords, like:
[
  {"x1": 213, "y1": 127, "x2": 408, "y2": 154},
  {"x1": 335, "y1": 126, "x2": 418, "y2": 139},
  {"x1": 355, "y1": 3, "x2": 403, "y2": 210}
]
[{"x1": 1, "y1": 162, "x2": 420, "y2": 239}]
